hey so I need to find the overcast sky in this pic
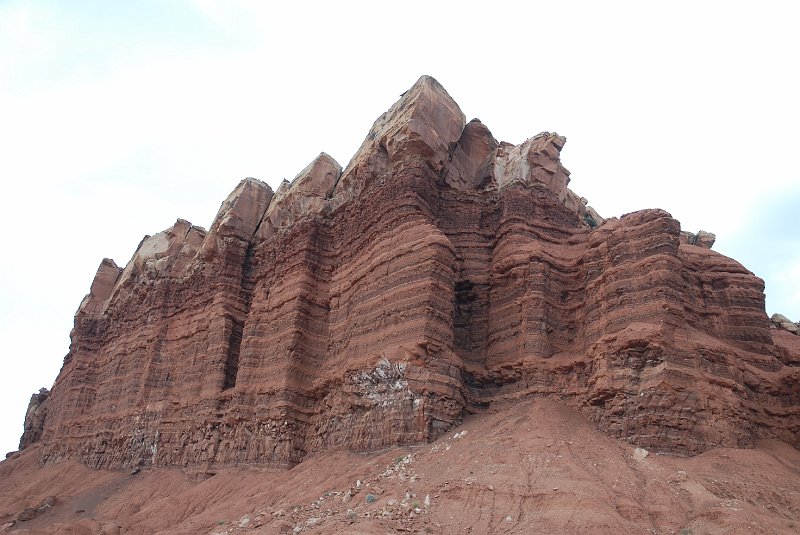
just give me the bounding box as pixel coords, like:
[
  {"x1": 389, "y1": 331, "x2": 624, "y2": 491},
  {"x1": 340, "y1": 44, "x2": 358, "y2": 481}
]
[{"x1": 0, "y1": 1, "x2": 797, "y2": 456}]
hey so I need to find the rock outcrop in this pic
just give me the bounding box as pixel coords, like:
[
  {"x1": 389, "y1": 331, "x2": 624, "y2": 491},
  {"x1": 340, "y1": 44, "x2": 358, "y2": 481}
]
[
  {"x1": 20, "y1": 76, "x2": 799, "y2": 470},
  {"x1": 19, "y1": 389, "x2": 49, "y2": 450},
  {"x1": 771, "y1": 313, "x2": 799, "y2": 335},
  {"x1": 680, "y1": 229, "x2": 716, "y2": 249}
]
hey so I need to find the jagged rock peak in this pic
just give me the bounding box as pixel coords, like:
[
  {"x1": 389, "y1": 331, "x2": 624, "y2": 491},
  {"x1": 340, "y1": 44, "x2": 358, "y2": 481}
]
[
  {"x1": 491, "y1": 131, "x2": 605, "y2": 224},
  {"x1": 257, "y1": 153, "x2": 342, "y2": 239},
  {"x1": 207, "y1": 177, "x2": 273, "y2": 242},
  {"x1": 273, "y1": 178, "x2": 290, "y2": 200},
  {"x1": 288, "y1": 152, "x2": 342, "y2": 196},
  {"x1": 76, "y1": 258, "x2": 123, "y2": 317},
  {"x1": 377, "y1": 74, "x2": 466, "y2": 156},
  {"x1": 80, "y1": 218, "x2": 203, "y2": 315},
  {"x1": 445, "y1": 118, "x2": 499, "y2": 190},
  {"x1": 112, "y1": 219, "x2": 207, "y2": 295},
  {"x1": 332, "y1": 75, "x2": 466, "y2": 206},
  {"x1": 329, "y1": 76, "x2": 602, "y2": 225}
]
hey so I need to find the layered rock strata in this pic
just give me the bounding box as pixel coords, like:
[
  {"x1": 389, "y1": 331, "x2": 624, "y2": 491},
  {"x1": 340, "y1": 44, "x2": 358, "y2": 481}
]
[{"x1": 22, "y1": 76, "x2": 799, "y2": 469}]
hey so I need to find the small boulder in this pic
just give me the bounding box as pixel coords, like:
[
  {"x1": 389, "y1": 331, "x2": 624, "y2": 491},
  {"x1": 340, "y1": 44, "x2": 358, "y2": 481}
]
[
  {"x1": 771, "y1": 313, "x2": 799, "y2": 335},
  {"x1": 16, "y1": 495, "x2": 58, "y2": 522},
  {"x1": 680, "y1": 230, "x2": 716, "y2": 249}
]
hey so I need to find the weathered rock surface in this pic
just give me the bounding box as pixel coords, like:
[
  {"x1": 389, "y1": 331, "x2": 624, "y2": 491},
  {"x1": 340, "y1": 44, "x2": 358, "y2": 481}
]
[
  {"x1": 680, "y1": 229, "x2": 716, "y2": 249},
  {"x1": 16, "y1": 495, "x2": 56, "y2": 522},
  {"x1": 19, "y1": 389, "x2": 50, "y2": 451},
  {"x1": 771, "y1": 313, "x2": 799, "y2": 335},
  {"x1": 3, "y1": 400, "x2": 800, "y2": 534},
  {"x1": 19, "y1": 75, "x2": 800, "y2": 471}
]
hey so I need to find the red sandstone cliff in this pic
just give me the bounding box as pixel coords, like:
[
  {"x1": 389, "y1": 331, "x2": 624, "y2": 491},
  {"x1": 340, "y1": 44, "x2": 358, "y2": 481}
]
[{"x1": 18, "y1": 76, "x2": 800, "y2": 473}]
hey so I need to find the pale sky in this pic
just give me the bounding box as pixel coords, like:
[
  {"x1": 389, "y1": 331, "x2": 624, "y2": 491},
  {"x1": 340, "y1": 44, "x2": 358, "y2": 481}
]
[{"x1": 0, "y1": 1, "x2": 797, "y2": 456}]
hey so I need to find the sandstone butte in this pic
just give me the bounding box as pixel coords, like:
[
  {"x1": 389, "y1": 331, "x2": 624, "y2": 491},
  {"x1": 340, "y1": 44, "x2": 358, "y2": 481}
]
[{"x1": 2, "y1": 76, "x2": 800, "y2": 535}]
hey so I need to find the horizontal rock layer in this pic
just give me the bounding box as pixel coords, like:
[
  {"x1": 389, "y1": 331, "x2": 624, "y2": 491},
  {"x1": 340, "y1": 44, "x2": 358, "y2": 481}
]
[{"x1": 23, "y1": 76, "x2": 799, "y2": 469}]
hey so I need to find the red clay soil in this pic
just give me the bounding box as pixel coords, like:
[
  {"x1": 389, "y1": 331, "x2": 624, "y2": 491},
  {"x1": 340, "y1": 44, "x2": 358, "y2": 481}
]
[{"x1": 2, "y1": 398, "x2": 799, "y2": 534}]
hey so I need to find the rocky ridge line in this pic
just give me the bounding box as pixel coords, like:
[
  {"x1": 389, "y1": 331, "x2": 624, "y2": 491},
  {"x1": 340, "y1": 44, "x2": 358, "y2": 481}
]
[{"x1": 17, "y1": 76, "x2": 799, "y2": 470}]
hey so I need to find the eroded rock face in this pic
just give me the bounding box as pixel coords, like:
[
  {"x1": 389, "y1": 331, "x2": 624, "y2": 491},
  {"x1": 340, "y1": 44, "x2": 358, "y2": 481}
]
[
  {"x1": 258, "y1": 153, "x2": 341, "y2": 239},
  {"x1": 680, "y1": 229, "x2": 716, "y2": 249},
  {"x1": 19, "y1": 389, "x2": 49, "y2": 450},
  {"x1": 771, "y1": 313, "x2": 799, "y2": 335},
  {"x1": 22, "y1": 76, "x2": 799, "y2": 469}
]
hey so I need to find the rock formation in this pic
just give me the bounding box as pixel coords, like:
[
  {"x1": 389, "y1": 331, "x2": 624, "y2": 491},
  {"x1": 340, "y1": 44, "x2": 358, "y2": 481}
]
[
  {"x1": 19, "y1": 389, "x2": 49, "y2": 450},
  {"x1": 19, "y1": 76, "x2": 800, "y2": 471},
  {"x1": 679, "y1": 229, "x2": 716, "y2": 249},
  {"x1": 771, "y1": 313, "x2": 800, "y2": 335}
]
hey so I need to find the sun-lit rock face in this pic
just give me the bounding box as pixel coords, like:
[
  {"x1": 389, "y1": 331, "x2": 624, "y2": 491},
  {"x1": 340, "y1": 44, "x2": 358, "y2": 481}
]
[
  {"x1": 22, "y1": 76, "x2": 799, "y2": 469},
  {"x1": 258, "y1": 152, "x2": 342, "y2": 239}
]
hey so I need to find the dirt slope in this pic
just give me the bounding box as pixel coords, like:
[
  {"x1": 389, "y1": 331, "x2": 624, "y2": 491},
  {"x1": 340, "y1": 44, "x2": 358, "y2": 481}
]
[{"x1": 3, "y1": 398, "x2": 798, "y2": 534}]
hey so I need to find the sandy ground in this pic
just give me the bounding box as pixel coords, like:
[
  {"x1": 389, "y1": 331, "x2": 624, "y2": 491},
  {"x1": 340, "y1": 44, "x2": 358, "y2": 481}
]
[{"x1": 2, "y1": 398, "x2": 798, "y2": 534}]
